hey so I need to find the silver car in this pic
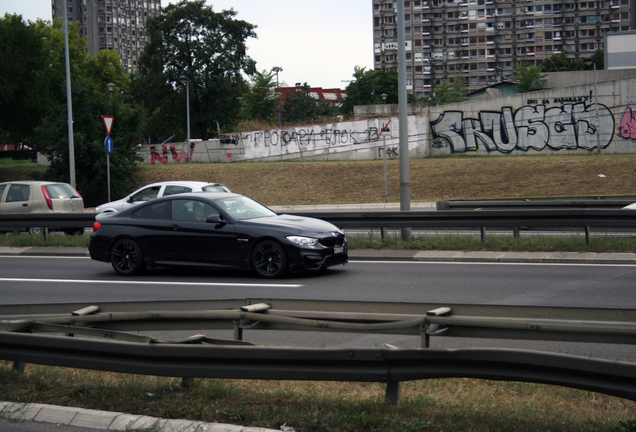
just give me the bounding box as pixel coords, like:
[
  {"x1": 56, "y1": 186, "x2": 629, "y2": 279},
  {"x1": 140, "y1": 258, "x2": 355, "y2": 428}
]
[
  {"x1": 0, "y1": 181, "x2": 85, "y2": 234},
  {"x1": 94, "y1": 181, "x2": 231, "y2": 214}
]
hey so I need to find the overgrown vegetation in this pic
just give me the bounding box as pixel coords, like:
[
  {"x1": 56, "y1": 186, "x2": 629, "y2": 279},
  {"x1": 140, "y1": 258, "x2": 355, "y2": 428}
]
[{"x1": 0, "y1": 362, "x2": 634, "y2": 432}]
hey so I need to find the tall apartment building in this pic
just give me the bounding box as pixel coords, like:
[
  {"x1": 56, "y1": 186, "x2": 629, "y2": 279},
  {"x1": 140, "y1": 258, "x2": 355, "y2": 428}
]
[
  {"x1": 51, "y1": 0, "x2": 162, "y2": 74},
  {"x1": 373, "y1": 0, "x2": 635, "y2": 97}
]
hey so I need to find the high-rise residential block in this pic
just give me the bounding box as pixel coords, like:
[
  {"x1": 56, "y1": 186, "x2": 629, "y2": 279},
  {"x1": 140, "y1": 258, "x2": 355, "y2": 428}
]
[
  {"x1": 52, "y1": 0, "x2": 162, "y2": 73},
  {"x1": 373, "y1": 0, "x2": 635, "y2": 97}
]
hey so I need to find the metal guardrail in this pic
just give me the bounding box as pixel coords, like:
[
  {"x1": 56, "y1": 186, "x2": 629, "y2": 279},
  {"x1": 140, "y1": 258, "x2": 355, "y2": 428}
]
[
  {"x1": 436, "y1": 195, "x2": 636, "y2": 210},
  {"x1": 2, "y1": 207, "x2": 636, "y2": 244},
  {"x1": 0, "y1": 299, "x2": 635, "y2": 404}
]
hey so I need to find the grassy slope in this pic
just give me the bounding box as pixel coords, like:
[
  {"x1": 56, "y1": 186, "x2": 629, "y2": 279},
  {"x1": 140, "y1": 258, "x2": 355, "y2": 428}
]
[{"x1": 6, "y1": 154, "x2": 636, "y2": 206}]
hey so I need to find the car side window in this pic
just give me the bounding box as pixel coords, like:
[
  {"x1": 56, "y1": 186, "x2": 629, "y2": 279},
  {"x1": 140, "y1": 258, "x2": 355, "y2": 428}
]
[
  {"x1": 131, "y1": 186, "x2": 160, "y2": 202},
  {"x1": 171, "y1": 199, "x2": 219, "y2": 222},
  {"x1": 6, "y1": 184, "x2": 30, "y2": 202},
  {"x1": 164, "y1": 186, "x2": 192, "y2": 196},
  {"x1": 0, "y1": 185, "x2": 6, "y2": 202},
  {"x1": 132, "y1": 201, "x2": 169, "y2": 219}
]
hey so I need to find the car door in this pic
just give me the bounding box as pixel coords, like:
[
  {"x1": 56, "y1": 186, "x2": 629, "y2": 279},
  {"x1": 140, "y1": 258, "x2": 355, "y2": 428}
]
[
  {"x1": 163, "y1": 198, "x2": 238, "y2": 266},
  {"x1": 1, "y1": 184, "x2": 32, "y2": 213},
  {"x1": 0, "y1": 184, "x2": 7, "y2": 212}
]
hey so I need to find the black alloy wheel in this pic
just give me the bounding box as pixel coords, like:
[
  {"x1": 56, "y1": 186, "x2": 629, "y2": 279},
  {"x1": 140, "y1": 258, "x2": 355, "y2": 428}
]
[
  {"x1": 251, "y1": 240, "x2": 287, "y2": 278},
  {"x1": 110, "y1": 238, "x2": 145, "y2": 276}
]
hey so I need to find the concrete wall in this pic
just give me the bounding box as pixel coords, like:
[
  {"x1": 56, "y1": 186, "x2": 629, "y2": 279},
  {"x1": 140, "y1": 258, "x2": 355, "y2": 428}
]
[{"x1": 137, "y1": 75, "x2": 636, "y2": 164}]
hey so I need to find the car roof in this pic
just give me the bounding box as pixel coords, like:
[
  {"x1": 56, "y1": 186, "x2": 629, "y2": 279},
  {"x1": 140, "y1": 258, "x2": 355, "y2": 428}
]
[
  {"x1": 0, "y1": 181, "x2": 71, "y2": 186},
  {"x1": 156, "y1": 191, "x2": 244, "y2": 201},
  {"x1": 141, "y1": 181, "x2": 226, "y2": 187}
]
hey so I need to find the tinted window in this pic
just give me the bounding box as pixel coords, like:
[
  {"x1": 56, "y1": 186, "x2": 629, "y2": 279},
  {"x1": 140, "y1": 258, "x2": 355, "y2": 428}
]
[
  {"x1": 43, "y1": 184, "x2": 78, "y2": 198},
  {"x1": 164, "y1": 186, "x2": 192, "y2": 196},
  {"x1": 202, "y1": 185, "x2": 230, "y2": 193},
  {"x1": 132, "y1": 201, "x2": 169, "y2": 219},
  {"x1": 6, "y1": 184, "x2": 30, "y2": 202},
  {"x1": 172, "y1": 199, "x2": 219, "y2": 222},
  {"x1": 131, "y1": 186, "x2": 160, "y2": 202}
]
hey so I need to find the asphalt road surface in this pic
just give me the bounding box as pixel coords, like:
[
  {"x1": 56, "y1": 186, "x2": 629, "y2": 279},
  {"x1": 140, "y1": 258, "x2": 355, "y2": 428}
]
[{"x1": 1, "y1": 255, "x2": 635, "y2": 361}]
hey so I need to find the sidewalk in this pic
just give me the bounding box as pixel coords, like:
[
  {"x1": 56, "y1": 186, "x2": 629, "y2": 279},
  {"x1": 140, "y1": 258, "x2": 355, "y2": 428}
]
[{"x1": 2, "y1": 246, "x2": 636, "y2": 264}]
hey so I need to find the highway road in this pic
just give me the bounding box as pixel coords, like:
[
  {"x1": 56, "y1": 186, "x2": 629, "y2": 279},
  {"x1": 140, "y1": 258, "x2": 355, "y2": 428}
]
[{"x1": 1, "y1": 255, "x2": 635, "y2": 361}]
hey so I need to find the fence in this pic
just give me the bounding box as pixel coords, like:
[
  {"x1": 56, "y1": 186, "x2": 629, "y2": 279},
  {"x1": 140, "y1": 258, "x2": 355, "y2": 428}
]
[
  {"x1": 1, "y1": 299, "x2": 635, "y2": 404},
  {"x1": 3, "y1": 206, "x2": 636, "y2": 244}
]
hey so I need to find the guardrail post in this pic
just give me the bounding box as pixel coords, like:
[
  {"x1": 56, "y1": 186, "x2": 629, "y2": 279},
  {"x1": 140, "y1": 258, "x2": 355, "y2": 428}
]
[
  {"x1": 233, "y1": 320, "x2": 243, "y2": 341},
  {"x1": 585, "y1": 226, "x2": 591, "y2": 246},
  {"x1": 12, "y1": 361, "x2": 25, "y2": 373},
  {"x1": 385, "y1": 381, "x2": 401, "y2": 406},
  {"x1": 43, "y1": 227, "x2": 49, "y2": 242},
  {"x1": 513, "y1": 227, "x2": 520, "y2": 238},
  {"x1": 480, "y1": 227, "x2": 485, "y2": 243}
]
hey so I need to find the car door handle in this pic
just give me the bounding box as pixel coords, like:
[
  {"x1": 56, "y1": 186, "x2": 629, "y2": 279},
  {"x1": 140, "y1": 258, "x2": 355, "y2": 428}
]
[
  {"x1": 168, "y1": 224, "x2": 180, "y2": 230},
  {"x1": 22, "y1": 203, "x2": 28, "y2": 207}
]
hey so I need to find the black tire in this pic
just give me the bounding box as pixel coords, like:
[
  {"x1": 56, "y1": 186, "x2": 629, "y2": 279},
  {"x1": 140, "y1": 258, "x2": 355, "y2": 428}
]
[
  {"x1": 251, "y1": 240, "x2": 288, "y2": 278},
  {"x1": 110, "y1": 238, "x2": 145, "y2": 276}
]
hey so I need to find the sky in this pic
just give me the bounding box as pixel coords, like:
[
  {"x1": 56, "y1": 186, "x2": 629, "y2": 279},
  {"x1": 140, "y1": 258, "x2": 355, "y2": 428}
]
[{"x1": 0, "y1": 0, "x2": 374, "y2": 89}]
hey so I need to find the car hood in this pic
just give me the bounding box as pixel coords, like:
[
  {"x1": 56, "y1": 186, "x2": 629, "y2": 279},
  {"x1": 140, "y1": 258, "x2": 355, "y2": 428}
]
[{"x1": 241, "y1": 214, "x2": 342, "y2": 235}]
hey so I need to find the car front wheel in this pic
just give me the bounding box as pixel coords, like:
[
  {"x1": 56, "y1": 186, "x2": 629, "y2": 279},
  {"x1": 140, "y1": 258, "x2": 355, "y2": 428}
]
[
  {"x1": 110, "y1": 238, "x2": 145, "y2": 276},
  {"x1": 251, "y1": 240, "x2": 287, "y2": 278}
]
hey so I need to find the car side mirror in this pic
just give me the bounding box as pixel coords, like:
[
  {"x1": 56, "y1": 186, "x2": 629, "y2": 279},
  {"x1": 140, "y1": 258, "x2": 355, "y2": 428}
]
[
  {"x1": 127, "y1": 196, "x2": 134, "y2": 203},
  {"x1": 207, "y1": 214, "x2": 227, "y2": 225}
]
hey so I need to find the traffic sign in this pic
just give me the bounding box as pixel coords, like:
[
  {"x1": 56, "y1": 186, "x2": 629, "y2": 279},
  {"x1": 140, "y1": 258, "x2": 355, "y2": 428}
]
[
  {"x1": 104, "y1": 136, "x2": 114, "y2": 154},
  {"x1": 102, "y1": 116, "x2": 114, "y2": 136}
]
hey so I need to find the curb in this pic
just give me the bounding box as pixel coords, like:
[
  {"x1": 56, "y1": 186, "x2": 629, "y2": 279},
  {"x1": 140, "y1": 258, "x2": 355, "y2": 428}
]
[{"x1": 0, "y1": 402, "x2": 281, "y2": 432}]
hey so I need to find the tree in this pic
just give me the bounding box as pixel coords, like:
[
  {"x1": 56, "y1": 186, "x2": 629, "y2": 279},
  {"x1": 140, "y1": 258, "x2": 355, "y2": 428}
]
[
  {"x1": 512, "y1": 63, "x2": 547, "y2": 93},
  {"x1": 342, "y1": 66, "x2": 417, "y2": 113},
  {"x1": 541, "y1": 50, "x2": 605, "y2": 72},
  {"x1": 38, "y1": 73, "x2": 144, "y2": 207},
  {"x1": 432, "y1": 82, "x2": 465, "y2": 105},
  {"x1": 134, "y1": 0, "x2": 257, "y2": 141},
  {"x1": 0, "y1": 15, "x2": 56, "y2": 144},
  {"x1": 279, "y1": 83, "x2": 341, "y2": 125},
  {"x1": 239, "y1": 70, "x2": 279, "y2": 123}
]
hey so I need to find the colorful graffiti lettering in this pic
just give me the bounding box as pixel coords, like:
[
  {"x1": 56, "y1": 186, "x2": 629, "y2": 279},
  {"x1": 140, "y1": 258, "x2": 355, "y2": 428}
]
[
  {"x1": 431, "y1": 102, "x2": 615, "y2": 153},
  {"x1": 619, "y1": 107, "x2": 636, "y2": 140},
  {"x1": 150, "y1": 143, "x2": 192, "y2": 164}
]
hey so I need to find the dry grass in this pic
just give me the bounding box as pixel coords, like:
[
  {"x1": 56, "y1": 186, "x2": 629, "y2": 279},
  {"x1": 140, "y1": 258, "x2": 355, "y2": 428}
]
[
  {"x1": 128, "y1": 154, "x2": 636, "y2": 207},
  {"x1": 1, "y1": 362, "x2": 634, "y2": 432}
]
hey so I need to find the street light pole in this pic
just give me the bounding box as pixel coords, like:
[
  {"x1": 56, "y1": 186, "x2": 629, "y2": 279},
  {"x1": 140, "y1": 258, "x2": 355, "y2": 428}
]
[
  {"x1": 106, "y1": 83, "x2": 115, "y2": 202},
  {"x1": 584, "y1": 58, "x2": 601, "y2": 154},
  {"x1": 179, "y1": 76, "x2": 191, "y2": 162},
  {"x1": 272, "y1": 67, "x2": 283, "y2": 128},
  {"x1": 295, "y1": 82, "x2": 302, "y2": 121}
]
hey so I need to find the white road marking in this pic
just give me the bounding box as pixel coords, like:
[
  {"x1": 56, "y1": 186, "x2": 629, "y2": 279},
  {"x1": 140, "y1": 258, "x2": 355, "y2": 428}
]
[{"x1": 0, "y1": 278, "x2": 301, "y2": 288}]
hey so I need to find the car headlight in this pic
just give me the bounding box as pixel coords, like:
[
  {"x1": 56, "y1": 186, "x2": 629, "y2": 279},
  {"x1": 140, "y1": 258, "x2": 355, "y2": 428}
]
[{"x1": 286, "y1": 236, "x2": 319, "y2": 247}]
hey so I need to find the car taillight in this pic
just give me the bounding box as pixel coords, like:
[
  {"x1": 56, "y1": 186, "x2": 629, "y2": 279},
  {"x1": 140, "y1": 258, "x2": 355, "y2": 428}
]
[
  {"x1": 93, "y1": 222, "x2": 102, "y2": 232},
  {"x1": 41, "y1": 185, "x2": 53, "y2": 210},
  {"x1": 71, "y1": 187, "x2": 83, "y2": 200}
]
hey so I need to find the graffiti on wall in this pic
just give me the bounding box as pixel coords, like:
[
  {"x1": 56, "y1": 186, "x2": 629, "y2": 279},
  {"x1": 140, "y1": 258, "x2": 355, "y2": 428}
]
[
  {"x1": 240, "y1": 120, "x2": 396, "y2": 159},
  {"x1": 619, "y1": 107, "x2": 636, "y2": 140},
  {"x1": 150, "y1": 143, "x2": 193, "y2": 164},
  {"x1": 431, "y1": 102, "x2": 615, "y2": 153}
]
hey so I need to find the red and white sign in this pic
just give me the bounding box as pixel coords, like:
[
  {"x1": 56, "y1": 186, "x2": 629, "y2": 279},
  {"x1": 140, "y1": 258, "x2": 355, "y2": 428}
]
[{"x1": 102, "y1": 116, "x2": 114, "y2": 136}]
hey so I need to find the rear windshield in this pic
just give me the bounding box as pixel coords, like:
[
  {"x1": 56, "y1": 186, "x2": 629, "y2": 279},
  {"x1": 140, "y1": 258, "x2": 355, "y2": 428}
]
[
  {"x1": 44, "y1": 184, "x2": 79, "y2": 198},
  {"x1": 202, "y1": 184, "x2": 230, "y2": 193}
]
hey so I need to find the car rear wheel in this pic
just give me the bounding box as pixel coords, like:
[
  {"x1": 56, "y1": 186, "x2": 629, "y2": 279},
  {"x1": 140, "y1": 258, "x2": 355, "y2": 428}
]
[
  {"x1": 110, "y1": 238, "x2": 145, "y2": 276},
  {"x1": 251, "y1": 240, "x2": 287, "y2": 278}
]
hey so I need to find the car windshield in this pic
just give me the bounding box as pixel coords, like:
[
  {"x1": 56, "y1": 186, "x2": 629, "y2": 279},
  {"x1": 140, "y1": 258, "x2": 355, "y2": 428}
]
[
  {"x1": 43, "y1": 184, "x2": 79, "y2": 198},
  {"x1": 216, "y1": 196, "x2": 276, "y2": 220}
]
